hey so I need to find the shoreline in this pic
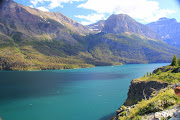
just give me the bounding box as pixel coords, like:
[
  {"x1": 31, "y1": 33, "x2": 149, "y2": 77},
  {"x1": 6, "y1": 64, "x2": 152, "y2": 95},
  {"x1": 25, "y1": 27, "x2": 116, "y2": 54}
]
[{"x1": 0, "y1": 63, "x2": 170, "y2": 72}]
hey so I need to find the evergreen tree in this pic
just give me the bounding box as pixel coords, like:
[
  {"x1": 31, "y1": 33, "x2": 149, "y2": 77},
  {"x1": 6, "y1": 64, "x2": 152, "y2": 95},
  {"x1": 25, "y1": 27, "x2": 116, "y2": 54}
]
[
  {"x1": 170, "y1": 55, "x2": 178, "y2": 66},
  {"x1": 178, "y1": 58, "x2": 180, "y2": 66},
  {"x1": 147, "y1": 72, "x2": 149, "y2": 76}
]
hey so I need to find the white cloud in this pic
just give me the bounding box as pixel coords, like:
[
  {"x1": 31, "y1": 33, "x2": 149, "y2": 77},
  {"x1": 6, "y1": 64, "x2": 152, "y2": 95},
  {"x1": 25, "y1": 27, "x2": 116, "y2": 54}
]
[
  {"x1": 29, "y1": 5, "x2": 34, "y2": 8},
  {"x1": 81, "y1": 21, "x2": 92, "y2": 25},
  {"x1": 30, "y1": 0, "x2": 47, "y2": 6},
  {"x1": 30, "y1": 0, "x2": 83, "y2": 9},
  {"x1": 75, "y1": 13, "x2": 106, "y2": 25},
  {"x1": 77, "y1": 0, "x2": 176, "y2": 23},
  {"x1": 142, "y1": 9, "x2": 175, "y2": 22},
  {"x1": 37, "y1": 6, "x2": 49, "y2": 12}
]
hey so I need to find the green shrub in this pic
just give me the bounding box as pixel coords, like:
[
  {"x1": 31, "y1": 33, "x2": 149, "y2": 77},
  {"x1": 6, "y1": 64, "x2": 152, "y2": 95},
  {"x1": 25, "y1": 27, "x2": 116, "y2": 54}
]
[
  {"x1": 121, "y1": 105, "x2": 126, "y2": 110},
  {"x1": 156, "y1": 69, "x2": 162, "y2": 75},
  {"x1": 134, "y1": 115, "x2": 142, "y2": 120},
  {"x1": 121, "y1": 111, "x2": 127, "y2": 117}
]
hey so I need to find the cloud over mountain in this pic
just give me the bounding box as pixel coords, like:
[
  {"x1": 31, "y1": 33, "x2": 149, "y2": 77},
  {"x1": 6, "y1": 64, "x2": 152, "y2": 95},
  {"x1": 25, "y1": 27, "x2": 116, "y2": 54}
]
[
  {"x1": 77, "y1": 0, "x2": 175, "y2": 23},
  {"x1": 75, "y1": 13, "x2": 106, "y2": 25}
]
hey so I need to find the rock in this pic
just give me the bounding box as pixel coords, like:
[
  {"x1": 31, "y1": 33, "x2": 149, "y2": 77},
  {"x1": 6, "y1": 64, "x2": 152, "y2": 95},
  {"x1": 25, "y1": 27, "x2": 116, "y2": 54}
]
[
  {"x1": 123, "y1": 80, "x2": 168, "y2": 106},
  {"x1": 172, "y1": 67, "x2": 180, "y2": 73},
  {"x1": 153, "y1": 66, "x2": 173, "y2": 74}
]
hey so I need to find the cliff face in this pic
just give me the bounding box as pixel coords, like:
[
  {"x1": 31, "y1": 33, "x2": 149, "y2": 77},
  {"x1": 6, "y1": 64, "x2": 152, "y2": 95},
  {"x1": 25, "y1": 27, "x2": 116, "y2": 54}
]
[{"x1": 123, "y1": 79, "x2": 168, "y2": 106}]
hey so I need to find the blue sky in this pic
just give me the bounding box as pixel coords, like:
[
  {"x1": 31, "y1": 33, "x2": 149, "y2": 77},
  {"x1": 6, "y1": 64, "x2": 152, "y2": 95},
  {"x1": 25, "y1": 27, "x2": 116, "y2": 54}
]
[{"x1": 14, "y1": 0, "x2": 180, "y2": 25}]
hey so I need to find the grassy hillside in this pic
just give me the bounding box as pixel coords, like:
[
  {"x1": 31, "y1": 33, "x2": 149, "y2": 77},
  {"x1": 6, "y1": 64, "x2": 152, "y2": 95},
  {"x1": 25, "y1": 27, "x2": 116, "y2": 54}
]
[
  {"x1": 116, "y1": 57, "x2": 180, "y2": 120},
  {"x1": 118, "y1": 88, "x2": 180, "y2": 120}
]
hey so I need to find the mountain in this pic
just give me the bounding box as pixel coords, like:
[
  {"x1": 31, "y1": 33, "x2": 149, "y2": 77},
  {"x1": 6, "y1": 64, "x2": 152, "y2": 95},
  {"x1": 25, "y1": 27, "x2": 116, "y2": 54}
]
[
  {"x1": 87, "y1": 32, "x2": 180, "y2": 64},
  {"x1": 0, "y1": 0, "x2": 180, "y2": 70},
  {"x1": 87, "y1": 20, "x2": 105, "y2": 32},
  {"x1": 101, "y1": 14, "x2": 161, "y2": 40},
  {"x1": 147, "y1": 17, "x2": 180, "y2": 47},
  {"x1": 86, "y1": 14, "x2": 180, "y2": 64},
  {"x1": 0, "y1": 0, "x2": 90, "y2": 44},
  {"x1": 0, "y1": 0, "x2": 96, "y2": 70}
]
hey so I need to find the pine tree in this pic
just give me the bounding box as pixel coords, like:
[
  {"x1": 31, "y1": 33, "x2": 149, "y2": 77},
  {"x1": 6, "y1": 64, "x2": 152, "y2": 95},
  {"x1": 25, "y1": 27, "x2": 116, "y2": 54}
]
[
  {"x1": 178, "y1": 58, "x2": 180, "y2": 66},
  {"x1": 147, "y1": 72, "x2": 149, "y2": 76},
  {"x1": 170, "y1": 55, "x2": 178, "y2": 66},
  {"x1": 144, "y1": 74, "x2": 146, "y2": 77}
]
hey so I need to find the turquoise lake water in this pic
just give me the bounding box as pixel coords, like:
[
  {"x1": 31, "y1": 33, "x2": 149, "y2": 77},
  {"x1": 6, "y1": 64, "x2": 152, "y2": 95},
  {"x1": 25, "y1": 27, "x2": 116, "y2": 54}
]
[{"x1": 0, "y1": 63, "x2": 169, "y2": 120}]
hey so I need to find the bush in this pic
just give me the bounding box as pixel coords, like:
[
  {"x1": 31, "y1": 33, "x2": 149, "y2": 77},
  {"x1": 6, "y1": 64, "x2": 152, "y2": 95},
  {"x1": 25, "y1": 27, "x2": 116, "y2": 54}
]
[
  {"x1": 121, "y1": 111, "x2": 127, "y2": 117},
  {"x1": 156, "y1": 69, "x2": 162, "y2": 75}
]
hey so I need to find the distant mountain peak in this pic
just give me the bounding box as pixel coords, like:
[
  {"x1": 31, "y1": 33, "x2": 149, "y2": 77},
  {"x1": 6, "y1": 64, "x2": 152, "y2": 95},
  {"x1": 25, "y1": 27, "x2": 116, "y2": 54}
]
[
  {"x1": 157, "y1": 17, "x2": 176, "y2": 23},
  {"x1": 109, "y1": 14, "x2": 134, "y2": 20},
  {"x1": 101, "y1": 14, "x2": 160, "y2": 40},
  {"x1": 147, "y1": 17, "x2": 180, "y2": 47},
  {"x1": 158, "y1": 17, "x2": 168, "y2": 21}
]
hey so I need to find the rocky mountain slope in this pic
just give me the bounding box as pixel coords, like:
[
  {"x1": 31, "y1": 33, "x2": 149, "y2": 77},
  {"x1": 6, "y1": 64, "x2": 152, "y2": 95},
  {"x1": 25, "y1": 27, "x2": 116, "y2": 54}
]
[
  {"x1": 87, "y1": 20, "x2": 105, "y2": 32},
  {"x1": 147, "y1": 17, "x2": 180, "y2": 47},
  {"x1": 0, "y1": 0, "x2": 90, "y2": 44},
  {"x1": 101, "y1": 14, "x2": 161, "y2": 40}
]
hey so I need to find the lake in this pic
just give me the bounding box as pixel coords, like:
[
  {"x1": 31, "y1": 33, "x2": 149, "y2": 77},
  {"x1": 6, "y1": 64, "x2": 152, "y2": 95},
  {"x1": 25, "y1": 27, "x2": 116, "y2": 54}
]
[{"x1": 0, "y1": 63, "x2": 169, "y2": 120}]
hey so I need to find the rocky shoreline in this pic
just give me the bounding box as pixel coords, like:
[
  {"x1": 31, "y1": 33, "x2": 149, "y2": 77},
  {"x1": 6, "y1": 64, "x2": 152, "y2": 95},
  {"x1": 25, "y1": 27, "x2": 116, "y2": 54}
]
[{"x1": 113, "y1": 65, "x2": 180, "y2": 120}]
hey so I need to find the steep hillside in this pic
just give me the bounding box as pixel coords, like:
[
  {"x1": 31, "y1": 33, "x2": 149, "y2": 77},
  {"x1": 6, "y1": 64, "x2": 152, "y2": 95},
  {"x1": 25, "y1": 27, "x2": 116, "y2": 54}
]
[
  {"x1": 147, "y1": 17, "x2": 180, "y2": 47},
  {"x1": 0, "y1": 0, "x2": 96, "y2": 70},
  {"x1": 0, "y1": 0, "x2": 90, "y2": 43}
]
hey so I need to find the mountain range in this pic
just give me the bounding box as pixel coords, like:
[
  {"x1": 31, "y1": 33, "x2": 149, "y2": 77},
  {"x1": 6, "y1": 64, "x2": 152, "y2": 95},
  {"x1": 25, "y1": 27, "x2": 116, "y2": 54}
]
[
  {"x1": 0, "y1": 0, "x2": 180, "y2": 70},
  {"x1": 147, "y1": 17, "x2": 180, "y2": 47}
]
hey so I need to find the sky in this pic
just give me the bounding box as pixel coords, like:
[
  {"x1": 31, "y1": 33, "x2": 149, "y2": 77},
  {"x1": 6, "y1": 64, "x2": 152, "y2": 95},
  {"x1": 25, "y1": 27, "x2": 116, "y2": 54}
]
[{"x1": 13, "y1": 0, "x2": 180, "y2": 25}]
